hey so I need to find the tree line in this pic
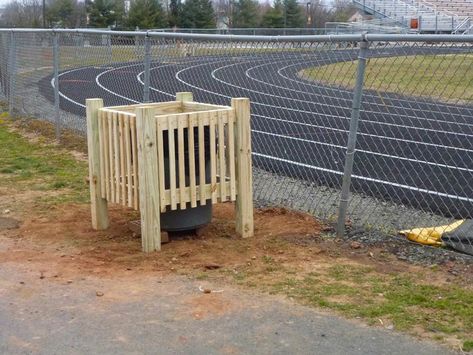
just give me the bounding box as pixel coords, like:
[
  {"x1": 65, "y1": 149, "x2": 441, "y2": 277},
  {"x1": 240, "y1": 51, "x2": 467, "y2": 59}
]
[{"x1": 0, "y1": 0, "x2": 354, "y2": 30}]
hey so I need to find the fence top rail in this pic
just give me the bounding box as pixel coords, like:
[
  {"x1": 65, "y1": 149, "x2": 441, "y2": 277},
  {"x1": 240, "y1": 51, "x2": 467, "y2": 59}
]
[
  {"x1": 1, "y1": 28, "x2": 473, "y2": 43},
  {"x1": 0, "y1": 28, "x2": 363, "y2": 42}
]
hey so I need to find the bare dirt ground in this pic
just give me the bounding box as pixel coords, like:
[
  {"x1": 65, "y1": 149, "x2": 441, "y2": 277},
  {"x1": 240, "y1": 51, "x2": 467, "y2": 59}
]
[{"x1": 0, "y1": 198, "x2": 457, "y2": 283}]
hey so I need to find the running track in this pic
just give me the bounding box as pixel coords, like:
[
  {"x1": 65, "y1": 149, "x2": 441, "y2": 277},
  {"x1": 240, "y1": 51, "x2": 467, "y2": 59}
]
[{"x1": 40, "y1": 47, "x2": 473, "y2": 218}]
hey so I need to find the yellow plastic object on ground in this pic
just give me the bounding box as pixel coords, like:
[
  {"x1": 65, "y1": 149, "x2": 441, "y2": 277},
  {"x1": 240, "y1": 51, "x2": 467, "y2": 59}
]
[{"x1": 399, "y1": 220, "x2": 465, "y2": 246}]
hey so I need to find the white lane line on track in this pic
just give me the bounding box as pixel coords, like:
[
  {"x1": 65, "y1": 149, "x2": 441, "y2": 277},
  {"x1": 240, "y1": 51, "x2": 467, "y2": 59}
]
[
  {"x1": 175, "y1": 60, "x2": 473, "y2": 153},
  {"x1": 245, "y1": 59, "x2": 473, "y2": 130},
  {"x1": 54, "y1": 61, "x2": 473, "y2": 202},
  {"x1": 59, "y1": 60, "x2": 473, "y2": 159},
  {"x1": 253, "y1": 152, "x2": 473, "y2": 203},
  {"x1": 252, "y1": 127, "x2": 473, "y2": 173},
  {"x1": 55, "y1": 61, "x2": 473, "y2": 199},
  {"x1": 211, "y1": 60, "x2": 473, "y2": 138},
  {"x1": 136, "y1": 62, "x2": 473, "y2": 172},
  {"x1": 51, "y1": 67, "x2": 90, "y2": 108},
  {"x1": 95, "y1": 65, "x2": 141, "y2": 104}
]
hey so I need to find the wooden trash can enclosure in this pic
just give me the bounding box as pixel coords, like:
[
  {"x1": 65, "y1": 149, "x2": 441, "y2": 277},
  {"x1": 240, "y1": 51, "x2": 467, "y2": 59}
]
[{"x1": 86, "y1": 92, "x2": 254, "y2": 252}]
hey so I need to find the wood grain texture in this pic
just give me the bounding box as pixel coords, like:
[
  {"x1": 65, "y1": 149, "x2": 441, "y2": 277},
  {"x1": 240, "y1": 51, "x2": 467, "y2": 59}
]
[
  {"x1": 136, "y1": 107, "x2": 161, "y2": 252},
  {"x1": 188, "y1": 113, "x2": 197, "y2": 208},
  {"x1": 131, "y1": 116, "x2": 139, "y2": 210},
  {"x1": 86, "y1": 99, "x2": 109, "y2": 230},
  {"x1": 232, "y1": 98, "x2": 254, "y2": 238},
  {"x1": 124, "y1": 116, "x2": 133, "y2": 208}
]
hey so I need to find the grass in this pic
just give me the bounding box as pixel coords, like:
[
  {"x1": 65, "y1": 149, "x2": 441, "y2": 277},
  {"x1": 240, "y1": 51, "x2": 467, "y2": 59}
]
[
  {"x1": 273, "y1": 264, "x2": 473, "y2": 335},
  {"x1": 215, "y1": 259, "x2": 473, "y2": 349},
  {"x1": 464, "y1": 340, "x2": 473, "y2": 352},
  {"x1": 301, "y1": 54, "x2": 473, "y2": 103},
  {"x1": 0, "y1": 116, "x2": 88, "y2": 206}
]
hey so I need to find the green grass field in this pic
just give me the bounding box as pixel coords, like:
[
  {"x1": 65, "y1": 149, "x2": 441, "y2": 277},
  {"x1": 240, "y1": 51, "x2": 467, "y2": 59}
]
[{"x1": 301, "y1": 54, "x2": 473, "y2": 103}]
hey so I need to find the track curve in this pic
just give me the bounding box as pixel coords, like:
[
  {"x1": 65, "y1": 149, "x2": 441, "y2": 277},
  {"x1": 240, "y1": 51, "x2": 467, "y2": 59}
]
[{"x1": 40, "y1": 48, "x2": 473, "y2": 218}]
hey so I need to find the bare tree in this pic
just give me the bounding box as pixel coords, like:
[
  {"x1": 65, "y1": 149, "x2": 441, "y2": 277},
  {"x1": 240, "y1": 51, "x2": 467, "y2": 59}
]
[{"x1": 0, "y1": 0, "x2": 43, "y2": 27}]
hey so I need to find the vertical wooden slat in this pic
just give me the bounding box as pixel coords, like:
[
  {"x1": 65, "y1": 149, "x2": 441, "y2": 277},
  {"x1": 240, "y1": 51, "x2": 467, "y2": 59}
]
[
  {"x1": 103, "y1": 113, "x2": 111, "y2": 202},
  {"x1": 209, "y1": 111, "x2": 217, "y2": 204},
  {"x1": 119, "y1": 113, "x2": 126, "y2": 206},
  {"x1": 168, "y1": 115, "x2": 177, "y2": 210},
  {"x1": 108, "y1": 111, "x2": 115, "y2": 203},
  {"x1": 177, "y1": 92, "x2": 194, "y2": 209},
  {"x1": 218, "y1": 111, "x2": 226, "y2": 202},
  {"x1": 98, "y1": 110, "x2": 106, "y2": 199},
  {"x1": 124, "y1": 115, "x2": 133, "y2": 208},
  {"x1": 131, "y1": 116, "x2": 139, "y2": 210},
  {"x1": 113, "y1": 112, "x2": 120, "y2": 204},
  {"x1": 86, "y1": 99, "x2": 109, "y2": 230},
  {"x1": 136, "y1": 107, "x2": 161, "y2": 252},
  {"x1": 232, "y1": 98, "x2": 254, "y2": 238},
  {"x1": 228, "y1": 111, "x2": 236, "y2": 201},
  {"x1": 178, "y1": 114, "x2": 186, "y2": 210},
  {"x1": 198, "y1": 113, "x2": 206, "y2": 206},
  {"x1": 188, "y1": 113, "x2": 197, "y2": 208},
  {"x1": 156, "y1": 117, "x2": 167, "y2": 212}
]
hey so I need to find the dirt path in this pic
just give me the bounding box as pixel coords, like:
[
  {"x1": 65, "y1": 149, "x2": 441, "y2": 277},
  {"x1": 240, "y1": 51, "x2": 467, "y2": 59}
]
[{"x1": 0, "y1": 258, "x2": 456, "y2": 355}]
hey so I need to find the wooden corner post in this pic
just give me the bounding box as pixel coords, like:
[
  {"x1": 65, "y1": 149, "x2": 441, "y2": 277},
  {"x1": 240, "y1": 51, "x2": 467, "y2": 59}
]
[
  {"x1": 176, "y1": 91, "x2": 193, "y2": 103},
  {"x1": 86, "y1": 98, "x2": 109, "y2": 230},
  {"x1": 232, "y1": 98, "x2": 254, "y2": 238},
  {"x1": 136, "y1": 106, "x2": 161, "y2": 252}
]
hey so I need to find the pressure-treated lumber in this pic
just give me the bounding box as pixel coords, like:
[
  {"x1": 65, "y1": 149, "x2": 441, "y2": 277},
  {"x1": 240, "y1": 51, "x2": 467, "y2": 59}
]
[
  {"x1": 176, "y1": 91, "x2": 193, "y2": 103},
  {"x1": 131, "y1": 116, "x2": 139, "y2": 210},
  {"x1": 86, "y1": 98, "x2": 109, "y2": 230},
  {"x1": 177, "y1": 114, "x2": 186, "y2": 209},
  {"x1": 124, "y1": 117, "x2": 133, "y2": 208},
  {"x1": 232, "y1": 98, "x2": 254, "y2": 238},
  {"x1": 198, "y1": 113, "x2": 206, "y2": 206},
  {"x1": 136, "y1": 106, "x2": 161, "y2": 252},
  {"x1": 88, "y1": 92, "x2": 254, "y2": 253},
  {"x1": 209, "y1": 112, "x2": 217, "y2": 204},
  {"x1": 188, "y1": 113, "x2": 197, "y2": 208}
]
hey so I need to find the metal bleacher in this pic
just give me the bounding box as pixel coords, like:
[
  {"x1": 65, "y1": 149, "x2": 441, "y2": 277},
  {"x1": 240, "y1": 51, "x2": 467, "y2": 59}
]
[{"x1": 352, "y1": 0, "x2": 473, "y2": 34}]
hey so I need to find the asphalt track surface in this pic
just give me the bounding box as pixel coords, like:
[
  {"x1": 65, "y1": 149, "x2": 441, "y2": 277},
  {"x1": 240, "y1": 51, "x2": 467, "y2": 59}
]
[{"x1": 41, "y1": 47, "x2": 473, "y2": 218}]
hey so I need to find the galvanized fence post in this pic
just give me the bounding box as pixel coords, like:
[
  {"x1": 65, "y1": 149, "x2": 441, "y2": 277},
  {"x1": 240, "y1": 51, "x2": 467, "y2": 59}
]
[
  {"x1": 336, "y1": 38, "x2": 370, "y2": 237},
  {"x1": 143, "y1": 33, "x2": 151, "y2": 103},
  {"x1": 107, "y1": 26, "x2": 113, "y2": 63},
  {"x1": 8, "y1": 31, "x2": 16, "y2": 116},
  {"x1": 53, "y1": 32, "x2": 61, "y2": 141}
]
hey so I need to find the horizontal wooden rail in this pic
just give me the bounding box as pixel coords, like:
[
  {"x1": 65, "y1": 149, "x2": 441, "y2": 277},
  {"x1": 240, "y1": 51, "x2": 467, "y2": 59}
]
[{"x1": 87, "y1": 92, "x2": 253, "y2": 252}]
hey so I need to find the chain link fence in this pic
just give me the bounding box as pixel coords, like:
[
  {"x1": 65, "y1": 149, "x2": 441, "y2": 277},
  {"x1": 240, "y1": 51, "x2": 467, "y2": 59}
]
[{"x1": 1, "y1": 29, "x2": 473, "y2": 255}]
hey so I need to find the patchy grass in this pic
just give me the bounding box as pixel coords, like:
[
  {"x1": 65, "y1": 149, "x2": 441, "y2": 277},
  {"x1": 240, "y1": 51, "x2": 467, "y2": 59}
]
[
  {"x1": 300, "y1": 54, "x2": 473, "y2": 103},
  {"x1": 274, "y1": 265, "x2": 472, "y2": 334},
  {"x1": 464, "y1": 340, "x2": 473, "y2": 352},
  {"x1": 0, "y1": 117, "x2": 88, "y2": 206},
  {"x1": 214, "y1": 260, "x2": 473, "y2": 348}
]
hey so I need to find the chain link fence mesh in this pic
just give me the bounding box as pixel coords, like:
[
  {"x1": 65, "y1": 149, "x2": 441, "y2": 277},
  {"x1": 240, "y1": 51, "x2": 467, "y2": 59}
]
[{"x1": 1, "y1": 30, "x2": 472, "y2": 256}]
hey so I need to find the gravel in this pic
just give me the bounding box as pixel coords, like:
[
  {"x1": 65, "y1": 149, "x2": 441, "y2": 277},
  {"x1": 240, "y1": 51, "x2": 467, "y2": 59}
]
[{"x1": 253, "y1": 168, "x2": 473, "y2": 266}]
